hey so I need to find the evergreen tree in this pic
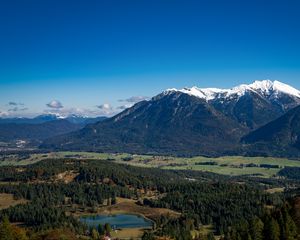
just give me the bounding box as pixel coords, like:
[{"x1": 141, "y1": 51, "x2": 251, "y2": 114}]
[
  {"x1": 97, "y1": 224, "x2": 105, "y2": 235},
  {"x1": 91, "y1": 228, "x2": 100, "y2": 240},
  {"x1": 0, "y1": 216, "x2": 14, "y2": 240},
  {"x1": 104, "y1": 223, "x2": 112, "y2": 235},
  {"x1": 280, "y1": 206, "x2": 297, "y2": 240},
  {"x1": 107, "y1": 198, "x2": 111, "y2": 206},
  {"x1": 264, "y1": 217, "x2": 280, "y2": 240},
  {"x1": 111, "y1": 195, "x2": 117, "y2": 205},
  {"x1": 250, "y1": 217, "x2": 264, "y2": 240},
  {"x1": 207, "y1": 232, "x2": 216, "y2": 240},
  {"x1": 142, "y1": 232, "x2": 155, "y2": 240}
]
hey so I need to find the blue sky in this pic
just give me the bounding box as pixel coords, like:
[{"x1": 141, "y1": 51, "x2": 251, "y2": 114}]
[{"x1": 0, "y1": 0, "x2": 300, "y2": 117}]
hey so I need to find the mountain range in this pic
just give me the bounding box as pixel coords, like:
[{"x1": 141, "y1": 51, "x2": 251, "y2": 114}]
[
  {"x1": 0, "y1": 120, "x2": 81, "y2": 144},
  {"x1": 40, "y1": 80, "x2": 300, "y2": 157},
  {"x1": 0, "y1": 114, "x2": 106, "y2": 126},
  {"x1": 0, "y1": 115, "x2": 107, "y2": 149}
]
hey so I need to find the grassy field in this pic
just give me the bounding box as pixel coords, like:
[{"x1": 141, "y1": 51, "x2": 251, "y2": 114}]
[
  {"x1": 1, "y1": 151, "x2": 300, "y2": 177},
  {"x1": 110, "y1": 228, "x2": 145, "y2": 239},
  {"x1": 113, "y1": 154, "x2": 300, "y2": 177},
  {"x1": 0, "y1": 193, "x2": 28, "y2": 210}
]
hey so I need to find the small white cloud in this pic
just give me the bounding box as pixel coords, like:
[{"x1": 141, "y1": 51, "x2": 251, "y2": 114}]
[
  {"x1": 46, "y1": 100, "x2": 63, "y2": 109},
  {"x1": 117, "y1": 104, "x2": 133, "y2": 110},
  {"x1": 44, "y1": 104, "x2": 117, "y2": 118},
  {"x1": 119, "y1": 96, "x2": 149, "y2": 103},
  {"x1": 95, "y1": 103, "x2": 116, "y2": 116},
  {"x1": 97, "y1": 103, "x2": 113, "y2": 111},
  {"x1": 0, "y1": 110, "x2": 9, "y2": 117}
]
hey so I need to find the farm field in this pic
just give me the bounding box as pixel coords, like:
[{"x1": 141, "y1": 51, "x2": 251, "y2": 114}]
[
  {"x1": 110, "y1": 228, "x2": 145, "y2": 239},
  {"x1": 115, "y1": 155, "x2": 300, "y2": 177},
  {"x1": 1, "y1": 151, "x2": 300, "y2": 177},
  {"x1": 0, "y1": 193, "x2": 28, "y2": 210}
]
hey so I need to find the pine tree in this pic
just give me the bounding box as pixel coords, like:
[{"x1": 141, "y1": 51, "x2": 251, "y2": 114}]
[
  {"x1": 0, "y1": 216, "x2": 14, "y2": 240},
  {"x1": 104, "y1": 223, "x2": 112, "y2": 235},
  {"x1": 264, "y1": 217, "x2": 280, "y2": 240},
  {"x1": 282, "y1": 208, "x2": 297, "y2": 240},
  {"x1": 142, "y1": 232, "x2": 155, "y2": 240},
  {"x1": 111, "y1": 195, "x2": 117, "y2": 205},
  {"x1": 207, "y1": 232, "x2": 216, "y2": 240},
  {"x1": 91, "y1": 228, "x2": 100, "y2": 240},
  {"x1": 97, "y1": 224, "x2": 105, "y2": 235},
  {"x1": 250, "y1": 217, "x2": 264, "y2": 240}
]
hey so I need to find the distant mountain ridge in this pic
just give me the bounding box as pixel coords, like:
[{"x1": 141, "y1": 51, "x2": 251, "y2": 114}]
[
  {"x1": 41, "y1": 80, "x2": 300, "y2": 157},
  {"x1": 0, "y1": 114, "x2": 107, "y2": 126},
  {"x1": 0, "y1": 120, "x2": 82, "y2": 149},
  {"x1": 0, "y1": 114, "x2": 107, "y2": 149}
]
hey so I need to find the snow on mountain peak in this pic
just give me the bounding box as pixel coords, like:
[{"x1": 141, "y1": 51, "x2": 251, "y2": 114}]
[
  {"x1": 247, "y1": 80, "x2": 300, "y2": 98},
  {"x1": 249, "y1": 79, "x2": 274, "y2": 90},
  {"x1": 179, "y1": 87, "x2": 226, "y2": 100},
  {"x1": 165, "y1": 87, "x2": 227, "y2": 101},
  {"x1": 165, "y1": 80, "x2": 300, "y2": 101},
  {"x1": 272, "y1": 80, "x2": 300, "y2": 98},
  {"x1": 41, "y1": 112, "x2": 66, "y2": 119}
]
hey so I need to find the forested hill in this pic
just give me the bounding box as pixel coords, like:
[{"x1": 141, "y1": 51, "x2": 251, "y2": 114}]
[
  {"x1": 0, "y1": 120, "x2": 81, "y2": 142},
  {"x1": 242, "y1": 105, "x2": 300, "y2": 156},
  {"x1": 41, "y1": 92, "x2": 247, "y2": 156}
]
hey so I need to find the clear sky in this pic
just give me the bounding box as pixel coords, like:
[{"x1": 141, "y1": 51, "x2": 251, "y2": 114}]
[{"x1": 0, "y1": 0, "x2": 300, "y2": 117}]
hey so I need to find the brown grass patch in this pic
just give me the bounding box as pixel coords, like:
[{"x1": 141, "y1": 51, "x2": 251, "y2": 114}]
[
  {"x1": 265, "y1": 187, "x2": 284, "y2": 194},
  {"x1": 111, "y1": 228, "x2": 145, "y2": 239},
  {"x1": 98, "y1": 197, "x2": 180, "y2": 221},
  {"x1": 0, "y1": 193, "x2": 28, "y2": 210},
  {"x1": 52, "y1": 171, "x2": 79, "y2": 183}
]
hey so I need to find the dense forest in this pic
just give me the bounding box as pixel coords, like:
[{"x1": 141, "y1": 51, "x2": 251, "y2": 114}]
[
  {"x1": 0, "y1": 158, "x2": 299, "y2": 239},
  {"x1": 278, "y1": 167, "x2": 300, "y2": 180}
]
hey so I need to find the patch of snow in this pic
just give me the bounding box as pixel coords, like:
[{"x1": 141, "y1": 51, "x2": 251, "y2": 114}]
[
  {"x1": 166, "y1": 80, "x2": 300, "y2": 101},
  {"x1": 273, "y1": 80, "x2": 300, "y2": 98}
]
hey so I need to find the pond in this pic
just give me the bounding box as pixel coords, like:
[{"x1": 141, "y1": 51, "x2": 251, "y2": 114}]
[{"x1": 80, "y1": 214, "x2": 153, "y2": 229}]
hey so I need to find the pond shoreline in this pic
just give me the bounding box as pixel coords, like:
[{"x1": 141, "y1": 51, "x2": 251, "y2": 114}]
[
  {"x1": 70, "y1": 197, "x2": 179, "y2": 225},
  {"x1": 80, "y1": 213, "x2": 153, "y2": 230}
]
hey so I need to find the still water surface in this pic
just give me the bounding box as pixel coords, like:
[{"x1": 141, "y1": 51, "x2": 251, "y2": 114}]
[{"x1": 80, "y1": 214, "x2": 153, "y2": 229}]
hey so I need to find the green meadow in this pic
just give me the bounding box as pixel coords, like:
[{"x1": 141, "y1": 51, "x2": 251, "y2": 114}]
[{"x1": 1, "y1": 151, "x2": 300, "y2": 177}]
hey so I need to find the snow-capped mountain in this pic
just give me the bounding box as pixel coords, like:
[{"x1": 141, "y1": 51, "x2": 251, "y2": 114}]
[
  {"x1": 34, "y1": 113, "x2": 65, "y2": 122},
  {"x1": 164, "y1": 80, "x2": 300, "y2": 129},
  {"x1": 166, "y1": 80, "x2": 300, "y2": 102},
  {"x1": 42, "y1": 79, "x2": 300, "y2": 157}
]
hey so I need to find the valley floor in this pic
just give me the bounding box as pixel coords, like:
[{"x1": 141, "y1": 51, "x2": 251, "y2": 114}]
[
  {"x1": 2, "y1": 151, "x2": 300, "y2": 178},
  {"x1": 0, "y1": 152, "x2": 299, "y2": 239}
]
